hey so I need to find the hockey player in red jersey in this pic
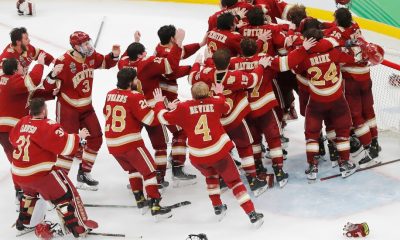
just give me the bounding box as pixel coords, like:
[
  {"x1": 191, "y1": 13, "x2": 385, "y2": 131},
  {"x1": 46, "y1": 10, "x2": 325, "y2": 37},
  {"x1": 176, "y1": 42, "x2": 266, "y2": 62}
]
[
  {"x1": 325, "y1": 8, "x2": 381, "y2": 168},
  {"x1": 50, "y1": 31, "x2": 120, "y2": 190},
  {"x1": 189, "y1": 49, "x2": 272, "y2": 197},
  {"x1": 239, "y1": 7, "x2": 287, "y2": 56},
  {"x1": 154, "y1": 25, "x2": 205, "y2": 184},
  {"x1": 208, "y1": 0, "x2": 254, "y2": 32},
  {"x1": 104, "y1": 68, "x2": 172, "y2": 219},
  {"x1": 10, "y1": 98, "x2": 95, "y2": 238},
  {"x1": 0, "y1": 27, "x2": 54, "y2": 75},
  {"x1": 294, "y1": 29, "x2": 359, "y2": 181},
  {"x1": 118, "y1": 29, "x2": 185, "y2": 189},
  {"x1": 253, "y1": 0, "x2": 292, "y2": 23},
  {"x1": 230, "y1": 37, "x2": 316, "y2": 187},
  {"x1": 153, "y1": 83, "x2": 264, "y2": 227}
]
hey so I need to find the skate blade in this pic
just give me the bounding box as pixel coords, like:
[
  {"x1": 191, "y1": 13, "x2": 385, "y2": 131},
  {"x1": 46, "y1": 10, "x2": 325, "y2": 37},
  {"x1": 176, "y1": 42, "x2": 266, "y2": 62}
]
[
  {"x1": 76, "y1": 182, "x2": 98, "y2": 191},
  {"x1": 16, "y1": 228, "x2": 35, "y2": 237},
  {"x1": 172, "y1": 178, "x2": 197, "y2": 188},
  {"x1": 359, "y1": 157, "x2": 381, "y2": 169},
  {"x1": 253, "y1": 185, "x2": 268, "y2": 197},
  {"x1": 341, "y1": 168, "x2": 357, "y2": 178},
  {"x1": 278, "y1": 179, "x2": 288, "y2": 188},
  {"x1": 216, "y1": 210, "x2": 227, "y2": 222},
  {"x1": 251, "y1": 218, "x2": 264, "y2": 229},
  {"x1": 154, "y1": 212, "x2": 173, "y2": 222},
  {"x1": 140, "y1": 206, "x2": 150, "y2": 215}
]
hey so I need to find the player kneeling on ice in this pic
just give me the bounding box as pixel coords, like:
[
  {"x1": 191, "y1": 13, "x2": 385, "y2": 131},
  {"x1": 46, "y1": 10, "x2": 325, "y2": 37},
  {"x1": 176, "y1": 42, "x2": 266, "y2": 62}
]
[
  {"x1": 103, "y1": 68, "x2": 172, "y2": 220},
  {"x1": 153, "y1": 83, "x2": 264, "y2": 227},
  {"x1": 10, "y1": 98, "x2": 97, "y2": 238}
]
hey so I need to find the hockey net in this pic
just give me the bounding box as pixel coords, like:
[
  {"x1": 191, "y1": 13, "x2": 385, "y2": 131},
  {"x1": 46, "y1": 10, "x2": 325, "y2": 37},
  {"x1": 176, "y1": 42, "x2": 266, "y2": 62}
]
[{"x1": 371, "y1": 59, "x2": 400, "y2": 134}]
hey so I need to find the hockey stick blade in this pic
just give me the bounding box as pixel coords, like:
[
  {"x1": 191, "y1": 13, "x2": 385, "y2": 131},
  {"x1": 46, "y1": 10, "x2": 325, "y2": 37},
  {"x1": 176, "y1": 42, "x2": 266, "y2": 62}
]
[
  {"x1": 84, "y1": 200, "x2": 191, "y2": 210},
  {"x1": 166, "y1": 200, "x2": 191, "y2": 209},
  {"x1": 88, "y1": 232, "x2": 134, "y2": 238},
  {"x1": 320, "y1": 158, "x2": 400, "y2": 181}
]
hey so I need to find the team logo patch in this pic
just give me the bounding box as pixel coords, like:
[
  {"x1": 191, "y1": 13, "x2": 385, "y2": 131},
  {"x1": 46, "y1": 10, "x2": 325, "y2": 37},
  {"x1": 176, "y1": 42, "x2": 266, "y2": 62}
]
[
  {"x1": 90, "y1": 60, "x2": 95, "y2": 66},
  {"x1": 70, "y1": 62, "x2": 76, "y2": 74}
]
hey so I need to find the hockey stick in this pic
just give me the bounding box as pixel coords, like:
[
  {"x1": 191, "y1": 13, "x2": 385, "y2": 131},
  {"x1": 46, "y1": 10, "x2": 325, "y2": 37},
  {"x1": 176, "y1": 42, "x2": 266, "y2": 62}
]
[
  {"x1": 94, "y1": 16, "x2": 106, "y2": 48},
  {"x1": 88, "y1": 232, "x2": 141, "y2": 238},
  {"x1": 320, "y1": 158, "x2": 400, "y2": 181},
  {"x1": 84, "y1": 200, "x2": 191, "y2": 210}
]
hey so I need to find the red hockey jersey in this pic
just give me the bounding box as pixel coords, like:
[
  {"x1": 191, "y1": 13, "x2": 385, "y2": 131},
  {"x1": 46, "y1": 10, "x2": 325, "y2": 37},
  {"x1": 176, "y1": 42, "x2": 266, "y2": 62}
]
[
  {"x1": 254, "y1": 0, "x2": 291, "y2": 23},
  {"x1": 230, "y1": 46, "x2": 307, "y2": 118},
  {"x1": 10, "y1": 116, "x2": 80, "y2": 183},
  {"x1": 189, "y1": 63, "x2": 262, "y2": 131},
  {"x1": 118, "y1": 44, "x2": 182, "y2": 106},
  {"x1": 0, "y1": 64, "x2": 44, "y2": 132},
  {"x1": 154, "y1": 95, "x2": 234, "y2": 164},
  {"x1": 207, "y1": 29, "x2": 243, "y2": 56},
  {"x1": 208, "y1": 2, "x2": 254, "y2": 31},
  {"x1": 295, "y1": 48, "x2": 357, "y2": 102},
  {"x1": 239, "y1": 23, "x2": 287, "y2": 55},
  {"x1": 54, "y1": 50, "x2": 118, "y2": 111},
  {"x1": 103, "y1": 88, "x2": 159, "y2": 154},
  {"x1": 324, "y1": 22, "x2": 370, "y2": 81},
  {"x1": 154, "y1": 43, "x2": 200, "y2": 101},
  {"x1": 0, "y1": 44, "x2": 53, "y2": 75}
]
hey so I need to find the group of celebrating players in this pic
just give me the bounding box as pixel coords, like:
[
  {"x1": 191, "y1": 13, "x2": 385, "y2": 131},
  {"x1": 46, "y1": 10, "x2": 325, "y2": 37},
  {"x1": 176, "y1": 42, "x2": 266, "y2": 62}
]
[{"x1": 0, "y1": 0, "x2": 385, "y2": 238}]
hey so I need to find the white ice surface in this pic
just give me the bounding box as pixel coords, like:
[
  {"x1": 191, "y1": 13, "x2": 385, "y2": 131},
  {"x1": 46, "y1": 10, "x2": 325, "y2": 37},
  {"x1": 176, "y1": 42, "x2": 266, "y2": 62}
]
[{"x1": 0, "y1": 0, "x2": 399, "y2": 239}]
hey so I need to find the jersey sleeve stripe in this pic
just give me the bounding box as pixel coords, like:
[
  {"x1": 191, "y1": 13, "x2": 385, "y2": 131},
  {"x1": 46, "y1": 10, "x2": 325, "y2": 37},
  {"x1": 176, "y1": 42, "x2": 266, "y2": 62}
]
[{"x1": 60, "y1": 134, "x2": 76, "y2": 156}]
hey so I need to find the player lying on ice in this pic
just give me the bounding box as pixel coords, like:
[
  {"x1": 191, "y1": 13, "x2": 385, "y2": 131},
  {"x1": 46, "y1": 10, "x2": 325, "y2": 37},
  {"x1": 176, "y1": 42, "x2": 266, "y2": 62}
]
[
  {"x1": 153, "y1": 83, "x2": 264, "y2": 228},
  {"x1": 10, "y1": 98, "x2": 97, "y2": 238}
]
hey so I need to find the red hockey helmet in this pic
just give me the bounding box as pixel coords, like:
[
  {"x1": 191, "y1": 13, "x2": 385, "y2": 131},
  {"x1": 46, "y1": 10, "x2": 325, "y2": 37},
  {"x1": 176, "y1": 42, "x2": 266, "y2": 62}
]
[
  {"x1": 35, "y1": 223, "x2": 53, "y2": 240},
  {"x1": 336, "y1": 0, "x2": 351, "y2": 4},
  {"x1": 69, "y1": 31, "x2": 91, "y2": 47},
  {"x1": 366, "y1": 43, "x2": 385, "y2": 66}
]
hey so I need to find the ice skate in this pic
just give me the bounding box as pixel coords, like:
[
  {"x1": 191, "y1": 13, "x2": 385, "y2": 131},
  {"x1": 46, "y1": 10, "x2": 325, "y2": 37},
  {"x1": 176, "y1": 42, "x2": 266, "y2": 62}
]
[
  {"x1": 247, "y1": 176, "x2": 268, "y2": 197},
  {"x1": 248, "y1": 211, "x2": 264, "y2": 229},
  {"x1": 358, "y1": 148, "x2": 381, "y2": 169},
  {"x1": 328, "y1": 140, "x2": 339, "y2": 167},
  {"x1": 77, "y1": 167, "x2": 99, "y2": 191},
  {"x1": 339, "y1": 161, "x2": 357, "y2": 178},
  {"x1": 133, "y1": 191, "x2": 150, "y2": 215},
  {"x1": 350, "y1": 135, "x2": 363, "y2": 157},
  {"x1": 305, "y1": 164, "x2": 318, "y2": 183},
  {"x1": 213, "y1": 204, "x2": 227, "y2": 222},
  {"x1": 371, "y1": 138, "x2": 382, "y2": 156},
  {"x1": 15, "y1": 219, "x2": 34, "y2": 237},
  {"x1": 272, "y1": 165, "x2": 288, "y2": 188},
  {"x1": 172, "y1": 161, "x2": 197, "y2": 188},
  {"x1": 150, "y1": 198, "x2": 172, "y2": 222}
]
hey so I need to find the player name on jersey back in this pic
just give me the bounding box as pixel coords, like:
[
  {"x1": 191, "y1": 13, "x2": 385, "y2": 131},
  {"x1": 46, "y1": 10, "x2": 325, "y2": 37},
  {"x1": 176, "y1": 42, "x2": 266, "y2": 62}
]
[
  {"x1": 208, "y1": 32, "x2": 228, "y2": 43},
  {"x1": 310, "y1": 54, "x2": 331, "y2": 66},
  {"x1": 189, "y1": 104, "x2": 215, "y2": 115},
  {"x1": 106, "y1": 93, "x2": 128, "y2": 103},
  {"x1": 20, "y1": 124, "x2": 37, "y2": 134}
]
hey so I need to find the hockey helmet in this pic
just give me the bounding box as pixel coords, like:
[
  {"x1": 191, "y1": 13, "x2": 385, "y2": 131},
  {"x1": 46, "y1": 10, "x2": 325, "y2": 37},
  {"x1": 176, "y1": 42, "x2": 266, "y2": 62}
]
[{"x1": 69, "y1": 31, "x2": 91, "y2": 47}]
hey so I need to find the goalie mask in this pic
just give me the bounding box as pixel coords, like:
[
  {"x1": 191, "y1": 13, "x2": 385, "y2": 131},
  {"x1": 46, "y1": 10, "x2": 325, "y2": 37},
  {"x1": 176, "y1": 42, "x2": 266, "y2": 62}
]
[{"x1": 70, "y1": 31, "x2": 95, "y2": 57}]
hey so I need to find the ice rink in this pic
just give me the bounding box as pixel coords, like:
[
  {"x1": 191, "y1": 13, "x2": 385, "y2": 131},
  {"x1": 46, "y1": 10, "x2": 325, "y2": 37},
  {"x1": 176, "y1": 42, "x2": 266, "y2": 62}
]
[{"x1": 0, "y1": 0, "x2": 399, "y2": 239}]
